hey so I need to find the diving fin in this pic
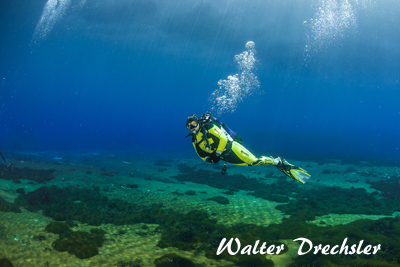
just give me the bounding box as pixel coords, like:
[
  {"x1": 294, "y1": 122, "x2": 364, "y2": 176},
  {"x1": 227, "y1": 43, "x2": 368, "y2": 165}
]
[{"x1": 274, "y1": 157, "x2": 310, "y2": 184}]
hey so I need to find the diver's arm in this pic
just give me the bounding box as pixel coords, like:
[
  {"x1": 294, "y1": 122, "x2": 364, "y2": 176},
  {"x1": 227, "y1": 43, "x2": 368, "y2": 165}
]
[
  {"x1": 205, "y1": 154, "x2": 221, "y2": 163},
  {"x1": 192, "y1": 142, "x2": 220, "y2": 163},
  {"x1": 209, "y1": 125, "x2": 228, "y2": 155},
  {"x1": 192, "y1": 142, "x2": 207, "y2": 161}
]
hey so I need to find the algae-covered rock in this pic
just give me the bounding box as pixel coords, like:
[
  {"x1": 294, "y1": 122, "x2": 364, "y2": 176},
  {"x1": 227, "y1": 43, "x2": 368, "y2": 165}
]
[
  {"x1": 45, "y1": 222, "x2": 73, "y2": 235},
  {"x1": 16, "y1": 188, "x2": 25, "y2": 194},
  {"x1": 206, "y1": 196, "x2": 229, "y2": 205},
  {"x1": 234, "y1": 255, "x2": 274, "y2": 267},
  {"x1": 0, "y1": 197, "x2": 21, "y2": 213},
  {"x1": 185, "y1": 190, "x2": 196, "y2": 195},
  {"x1": 154, "y1": 253, "x2": 195, "y2": 267},
  {"x1": 0, "y1": 258, "x2": 14, "y2": 267},
  {"x1": 52, "y1": 229, "x2": 106, "y2": 259},
  {"x1": 48, "y1": 225, "x2": 106, "y2": 259},
  {"x1": 0, "y1": 166, "x2": 56, "y2": 184}
]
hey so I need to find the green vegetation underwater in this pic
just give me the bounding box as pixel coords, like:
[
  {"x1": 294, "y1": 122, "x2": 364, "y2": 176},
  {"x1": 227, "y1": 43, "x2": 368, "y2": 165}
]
[{"x1": 1, "y1": 0, "x2": 400, "y2": 266}]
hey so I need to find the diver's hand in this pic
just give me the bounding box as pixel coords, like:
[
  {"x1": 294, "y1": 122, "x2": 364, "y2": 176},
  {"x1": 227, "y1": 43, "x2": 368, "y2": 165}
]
[
  {"x1": 205, "y1": 156, "x2": 220, "y2": 163},
  {"x1": 215, "y1": 151, "x2": 222, "y2": 157}
]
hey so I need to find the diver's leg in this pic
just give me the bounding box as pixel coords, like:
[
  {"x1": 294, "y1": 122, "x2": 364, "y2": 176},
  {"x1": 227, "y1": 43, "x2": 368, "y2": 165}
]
[
  {"x1": 225, "y1": 142, "x2": 310, "y2": 184},
  {"x1": 251, "y1": 155, "x2": 280, "y2": 166},
  {"x1": 224, "y1": 142, "x2": 277, "y2": 166},
  {"x1": 249, "y1": 153, "x2": 311, "y2": 184}
]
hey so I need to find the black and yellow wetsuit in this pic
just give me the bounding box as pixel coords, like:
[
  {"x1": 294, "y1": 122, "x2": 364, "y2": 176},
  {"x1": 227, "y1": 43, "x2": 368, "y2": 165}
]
[
  {"x1": 190, "y1": 117, "x2": 311, "y2": 184},
  {"x1": 191, "y1": 120, "x2": 277, "y2": 167}
]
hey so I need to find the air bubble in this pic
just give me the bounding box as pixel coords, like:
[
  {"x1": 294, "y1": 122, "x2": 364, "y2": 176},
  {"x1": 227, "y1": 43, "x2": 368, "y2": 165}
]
[
  {"x1": 245, "y1": 41, "x2": 255, "y2": 50},
  {"x1": 209, "y1": 41, "x2": 261, "y2": 116}
]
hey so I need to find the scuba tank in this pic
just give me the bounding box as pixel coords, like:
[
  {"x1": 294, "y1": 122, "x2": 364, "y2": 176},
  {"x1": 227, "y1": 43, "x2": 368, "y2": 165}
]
[
  {"x1": 213, "y1": 116, "x2": 242, "y2": 144},
  {"x1": 200, "y1": 113, "x2": 242, "y2": 144}
]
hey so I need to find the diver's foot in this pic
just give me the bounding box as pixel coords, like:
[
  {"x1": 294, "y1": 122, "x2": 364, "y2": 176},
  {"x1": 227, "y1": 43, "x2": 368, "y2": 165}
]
[
  {"x1": 260, "y1": 156, "x2": 276, "y2": 165},
  {"x1": 272, "y1": 156, "x2": 285, "y2": 166},
  {"x1": 273, "y1": 156, "x2": 310, "y2": 184}
]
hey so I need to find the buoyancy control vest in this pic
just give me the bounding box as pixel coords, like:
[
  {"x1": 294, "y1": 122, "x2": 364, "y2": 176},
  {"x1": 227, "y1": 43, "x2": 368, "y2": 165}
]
[{"x1": 200, "y1": 113, "x2": 242, "y2": 145}]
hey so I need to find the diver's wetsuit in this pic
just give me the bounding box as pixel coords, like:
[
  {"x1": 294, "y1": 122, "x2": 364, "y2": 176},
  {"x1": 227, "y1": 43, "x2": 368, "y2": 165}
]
[{"x1": 191, "y1": 120, "x2": 277, "y2": 166}]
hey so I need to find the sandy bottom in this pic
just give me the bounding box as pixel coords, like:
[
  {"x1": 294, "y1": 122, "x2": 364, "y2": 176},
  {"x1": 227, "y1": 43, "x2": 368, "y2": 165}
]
[{"x1": 1, "y1": 151, "x2": 399, "y2": 266}]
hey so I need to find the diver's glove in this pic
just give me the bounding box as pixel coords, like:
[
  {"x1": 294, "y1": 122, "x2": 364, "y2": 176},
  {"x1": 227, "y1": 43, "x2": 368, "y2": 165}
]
[{"x1": 215, "y1": 151, "x2": 222, "y2": 157}]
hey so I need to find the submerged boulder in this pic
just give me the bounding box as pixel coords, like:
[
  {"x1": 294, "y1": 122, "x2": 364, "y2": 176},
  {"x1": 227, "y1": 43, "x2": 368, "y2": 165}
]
[{"x1": 206, "y1": 196, "x2": 230, "y2": 205}]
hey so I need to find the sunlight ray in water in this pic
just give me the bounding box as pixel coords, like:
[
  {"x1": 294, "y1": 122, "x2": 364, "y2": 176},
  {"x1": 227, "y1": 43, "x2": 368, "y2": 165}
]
[{"x1": 32, "y1": 0, "x2": 71, "y2": 43}]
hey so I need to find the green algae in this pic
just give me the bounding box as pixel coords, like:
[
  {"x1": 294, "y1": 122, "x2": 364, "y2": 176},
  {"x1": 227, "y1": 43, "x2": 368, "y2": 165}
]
[{"x1": 11, "y1": 182, "x2": 400, "y2": 266}]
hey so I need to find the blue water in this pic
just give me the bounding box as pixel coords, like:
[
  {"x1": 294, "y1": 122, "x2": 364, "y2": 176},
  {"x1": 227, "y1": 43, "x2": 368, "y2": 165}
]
[{"x1": 1, "y1": 0, "x2": 399, "y2": 162}]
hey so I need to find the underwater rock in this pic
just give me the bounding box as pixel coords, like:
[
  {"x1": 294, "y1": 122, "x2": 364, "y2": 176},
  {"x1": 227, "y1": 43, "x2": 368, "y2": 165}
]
[
  {"x1": 158, "y1": 178, "x2": 177, "y2": 184},
  {"x1": 15, "y1": 185, "x2": 182, "y2": 226},
  {"x1": 16, "y1": 188, "x2": 25, "y2": 194},
  {"x1": 344, "y1": 167, "x2": 357, "y2": 173},
  {"x1": 172, "y1": 190, "x2": 184, "y2": 196},
  {"x1": 345, "y1": 178, "x2": 360, "y2": 183},
  {"x1": 12, "y1": 181, "x2": 400, "y2": 266},
  {"x1": 156, "y1": 208, "x2": 400, "y2": 266},
  {"x1": 173, "y1": 164, "x2": 302, "y2": 203},
  {"x1": 125, "y1": 184, "x2": 139, "y2": 189},
  {"x1": 0, "y1": 197, "x2": 21, "y2": 213},
  {"x1": 368, "y1": 176, "x2": 400, "y2": 200},
  {"x1": 154, "y1": 253, "x2": 195, "y2": 267},
  {"x1": 33, "y1": 234, "x2": 47, "y2": 241},
  {"x1": 101, "y1": 172, "x2": 114, "y2": 177},
  {"x1": 207, "y1": 196, "x2": 229, "y2": 205},
  {"x1": 117, "y1": 259, "x2": 144, "y2": 267},
  {"x1": 322, "y1": 169, "x2": 340, "y2": 174},
  {"x1": 0, "y1": 166, "x2": 56, "y2": 184},
  {"x1": 339, "y1": 159, "x2": 363, "y2": 165},
  {"x1": 154, "y1": 159, "x2": 173, "y2": 166},
  {"x1": 65, "y1": 220, "x2": 78, "y2": 227},
  {"x1": 281, "y1": 216, "x2": 400, "y2": 266},
  {"x1": 248, "y1": 192, "x2": 290, "y2": 203},
  {"x1": 265, "y1": 171, "x2": 274, "y2": 178},
  {"x1": 234, "y1": 255, "x2": 274, "y2": 267},
  {"x1": 26, "y1": 185, "x2": 399, "y2": 266},
  {"x1": 359, "y1": 170, "x2": 378, "y2": 177},
  {"x1": 45, "y1": 222, "x2": 73, "y2": 235},
  {"x1": 0, "y1": 258, "x2": 14, "y2": 267},
  {"x1": 51, "y1": 229, "x2": 106, "y2": 259},
  {"x1": 184, "y1": 190, "x2": 196, "y2": 195},
  {"x1": 276, "y1": 185, "x2": 400, "y2": 218}
]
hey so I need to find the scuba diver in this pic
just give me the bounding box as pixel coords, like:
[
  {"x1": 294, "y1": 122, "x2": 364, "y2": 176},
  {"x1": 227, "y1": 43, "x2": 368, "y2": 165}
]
[{"x1": 185, "y1": 113, "x2": 311, "y2": 184}]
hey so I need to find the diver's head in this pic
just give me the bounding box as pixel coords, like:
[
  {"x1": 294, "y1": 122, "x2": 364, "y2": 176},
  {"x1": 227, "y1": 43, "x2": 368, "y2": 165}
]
[{"x1": 186, "y1": 114, "x2": 200, "y2": 134}]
